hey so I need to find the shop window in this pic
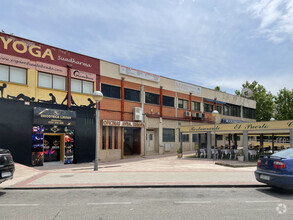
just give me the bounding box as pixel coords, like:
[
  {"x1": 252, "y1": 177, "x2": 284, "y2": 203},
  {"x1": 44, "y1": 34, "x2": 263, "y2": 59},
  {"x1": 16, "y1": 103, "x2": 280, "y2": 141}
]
[
  {"x1": 102, "y1": 126, "x2": 106, "y2": 150},
  {"x1": 0, "y1": 64, "x2": 27, "y2": 85},
  {"x1": 178, "y1": 99, "x2": 188, "y2": 109},
  {"x1": 124, "y1": 88, "x2": 140, "y2": 102},
  {"x1": 109, "y1": 127, "x2": 112, "y2": 149},
  {"x1": 216, "y1": 135, "x2": 223, "y2": 140},
  {"x1": 216, "y1": 106, "x2": 222, "y2": 114},
  {"x1": 163, "y1": 95, "x2": 174, "y2": 107},
  {"x1": 114, "y1": 127, "x2": 118, "y2": 149},
  {"x1": 243, "y1": 107, "x2": 256, "y2": 119},
  {"x1": 192, "y1": 101, "x2": 200, "y2": 111},
  {"x1": 204, "y1": 103, "x2": 214, "y2": 112},
  {"x1": 71, "y1": 78, "x2": 93, "y2": 94},
  {"x1": 179, "y1": 133, "x2": 189, "y2": 142},
  {"x1": 163, "y1": 128, "x2": 175, "y2": 142},
  {"x1": 223, "y1": 104, "x2": 241, "y2": 117},
  {"x1": 38, "y1": 72, "x2": 66, "y2": 90},
  {"x1": 101, "y1": 83, "x2": 121, "y2": 99},
  {"x1": 192, "y1": 134, "x2": 198, "y2": 142},
  {"x1": 145, "y1": 92, "x2": 160, "y2": 105}
]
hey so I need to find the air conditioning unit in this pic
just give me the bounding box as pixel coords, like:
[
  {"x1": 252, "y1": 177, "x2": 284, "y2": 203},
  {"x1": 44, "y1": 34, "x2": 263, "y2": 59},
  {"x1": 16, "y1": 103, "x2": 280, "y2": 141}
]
[
  {"x1": 192, "y1": 112, "x2": 202, "y2": 118},
  {"x1": 133, "y1": 107, "x2": 143, "y2": 121},
  {"x1": 184, "y1": 111, "x2": 191, "y2": 118}
]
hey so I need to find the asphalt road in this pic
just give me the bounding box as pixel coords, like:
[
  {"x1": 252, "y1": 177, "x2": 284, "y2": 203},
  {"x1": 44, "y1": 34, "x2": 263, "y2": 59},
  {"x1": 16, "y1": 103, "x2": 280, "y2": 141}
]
[{"x1": 0, "y1": 187, "x2": 293, "y2": 220}]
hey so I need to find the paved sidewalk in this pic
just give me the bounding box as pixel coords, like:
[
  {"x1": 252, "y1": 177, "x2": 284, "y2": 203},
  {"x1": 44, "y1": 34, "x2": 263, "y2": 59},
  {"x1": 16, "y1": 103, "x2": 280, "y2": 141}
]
[{"x1": 1, "y1": 153, "x2": 265, "y2": 189}]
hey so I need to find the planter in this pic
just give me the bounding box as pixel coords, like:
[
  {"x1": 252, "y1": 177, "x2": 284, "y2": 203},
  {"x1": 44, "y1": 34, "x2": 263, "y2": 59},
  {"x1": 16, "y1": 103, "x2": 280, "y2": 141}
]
[
  {"x1": 178, "y1": 153, "x2": 182, "y2": 158},
  {"x1": 238, "y1": 156, "x2": 244, "y2": 162}
]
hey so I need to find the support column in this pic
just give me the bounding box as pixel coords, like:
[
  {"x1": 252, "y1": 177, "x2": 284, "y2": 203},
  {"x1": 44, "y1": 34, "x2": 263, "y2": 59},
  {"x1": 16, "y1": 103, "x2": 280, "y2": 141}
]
[
  {"x1": 159, "y1": 117, "x2": 163, "y2": 150},
  {"x1": 290, "y1": 129, "x2": 293, "y2": 148},
  {"x1": 121, "y1": 78, "x2": 125, "y2": 121},
  {"x1": 160, "y1": 86, "x2": 163, "y2": 117},
  {"x1": 189, "y1": 93, "x2": 192, "y2": 120},
  {"x1": 66, "y1": 64, "x2": 72, "y2": 108},
  {"x1": 243, "y1": 130, "x2": 249, "y2": 162},
  {"x1": 207, "y1": 132, "x2": 211, "y2": 159}
]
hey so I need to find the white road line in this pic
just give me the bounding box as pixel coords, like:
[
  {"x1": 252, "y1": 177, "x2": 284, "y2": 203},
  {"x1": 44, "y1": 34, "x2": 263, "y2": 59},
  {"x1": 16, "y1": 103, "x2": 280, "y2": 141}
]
[
  {"x1": 174, "y1": 201, "x2": 212, "y2": 204},
  {"x1": 87, "y1": 202, "x2": 132, "y2": 205},
  {"x1": 245, "y1": 201, "x2": 282, "y2": 203},
  {"x1": 0, "y1": 204, "x2": 40, "y2": 207}
]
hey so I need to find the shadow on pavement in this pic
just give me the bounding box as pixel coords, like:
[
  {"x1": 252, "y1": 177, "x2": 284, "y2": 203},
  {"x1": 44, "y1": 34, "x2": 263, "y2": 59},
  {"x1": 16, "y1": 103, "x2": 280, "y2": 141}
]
[{"x1": 256, "y1": 187, "x2": 293, "y2": 200}]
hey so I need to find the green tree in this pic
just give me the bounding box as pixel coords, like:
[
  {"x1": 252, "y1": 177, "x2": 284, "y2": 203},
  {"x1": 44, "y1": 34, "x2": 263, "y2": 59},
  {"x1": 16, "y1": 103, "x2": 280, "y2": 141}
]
[
  {"x1": 274, "y1": 88, "x2": 293, "y2": 120},
  {"x1": 235, "y1": 81, "x2": 274, "y2": 121},
  {"x1": 214, "y1": 86, "x2": 221, "y2": 91}
]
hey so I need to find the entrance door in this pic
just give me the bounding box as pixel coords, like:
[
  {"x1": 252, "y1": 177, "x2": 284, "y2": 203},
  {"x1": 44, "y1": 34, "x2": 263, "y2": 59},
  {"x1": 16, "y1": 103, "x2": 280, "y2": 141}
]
[
  {"x1": 124, "y1": 128, "x2": 141, "y2": 155},
  {"x1": 146, "y1": 131, "x2": 155, "y2": 152},
  {"x1": 44, "y1": 134, "x2": 62, "y2": 162}
]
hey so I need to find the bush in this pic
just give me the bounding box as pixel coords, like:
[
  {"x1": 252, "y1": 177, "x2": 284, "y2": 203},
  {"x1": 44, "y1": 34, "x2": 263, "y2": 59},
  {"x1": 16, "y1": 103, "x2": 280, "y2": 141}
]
[
  {"x1": 177, "y1": 148, "x2": 182, "y2": 154},
  {"x1": 237, "y1": 149, "x2": 244, "y2": 156}
]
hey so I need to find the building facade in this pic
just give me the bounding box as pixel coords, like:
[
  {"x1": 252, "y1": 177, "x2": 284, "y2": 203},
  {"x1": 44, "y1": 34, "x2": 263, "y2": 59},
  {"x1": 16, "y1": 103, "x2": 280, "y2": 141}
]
[{"x1": 0, "y1": 32, "x2": 256, "y2": 165}]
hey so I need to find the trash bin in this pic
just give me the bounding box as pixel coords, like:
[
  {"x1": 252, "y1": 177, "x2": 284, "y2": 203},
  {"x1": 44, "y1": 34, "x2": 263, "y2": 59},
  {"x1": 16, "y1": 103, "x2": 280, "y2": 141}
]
[{"x1": 159, "y1": 145, "x2": 164, "y2": 155}]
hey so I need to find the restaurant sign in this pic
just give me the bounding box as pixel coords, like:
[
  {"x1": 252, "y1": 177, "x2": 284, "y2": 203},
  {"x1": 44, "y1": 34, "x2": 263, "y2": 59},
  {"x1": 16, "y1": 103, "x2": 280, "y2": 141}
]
[
  {"x1": 180, "y1": 120, "x2": 293, "y2": 133},
  {"x1": 120, "y1": 65, "x2": 160, "y2": 82},
  {"x1": 102, "y1": 120, "x2": 144, "y2": 128},
  {"x1": 34, "y1": 107, "x2": 76, "y2": 126}
]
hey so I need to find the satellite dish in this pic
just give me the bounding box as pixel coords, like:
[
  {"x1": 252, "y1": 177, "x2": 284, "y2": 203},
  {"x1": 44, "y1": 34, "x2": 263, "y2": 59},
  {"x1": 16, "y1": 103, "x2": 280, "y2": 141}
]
[{"x1": 241, "y1": 88, "x2": 253, "y2": 98}]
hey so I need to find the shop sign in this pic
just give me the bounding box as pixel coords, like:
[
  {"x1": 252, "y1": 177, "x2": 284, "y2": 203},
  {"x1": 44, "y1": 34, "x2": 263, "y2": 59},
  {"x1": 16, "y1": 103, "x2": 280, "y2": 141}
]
[
  {"x1": 175, "y1": 81, "x2": 201, "y2": 95},
  {"x1": 71, "y1": 69, "x2": 95, "y2": 82},
  {"x1": 180, "y1": 120, "x2": 293, "y2": 133},
  {"x1": 120, "y1": 65, "x2": 160, "y2": 82},
  {"x1": 34, "y1": 107, "x2": 76, "y2": 126},
  {"x1": 102, "y1": 120, "x2": 144, "y2": 127}
]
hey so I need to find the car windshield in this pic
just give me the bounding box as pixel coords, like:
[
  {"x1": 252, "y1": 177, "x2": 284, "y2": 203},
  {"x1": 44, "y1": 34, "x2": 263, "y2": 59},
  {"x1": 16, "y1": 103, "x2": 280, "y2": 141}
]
[{"x1": 271, "y1": 148, "x2": 293, "y2": 159}]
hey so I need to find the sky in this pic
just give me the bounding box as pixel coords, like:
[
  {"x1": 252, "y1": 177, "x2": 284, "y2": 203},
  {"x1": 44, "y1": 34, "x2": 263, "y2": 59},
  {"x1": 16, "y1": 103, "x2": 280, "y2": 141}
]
[{"x1": 1, "y1": 0, "x2": 293, "y2": 95}]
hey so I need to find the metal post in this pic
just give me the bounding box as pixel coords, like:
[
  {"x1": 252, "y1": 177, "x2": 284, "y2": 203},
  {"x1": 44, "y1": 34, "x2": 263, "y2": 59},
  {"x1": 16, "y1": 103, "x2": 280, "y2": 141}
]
[
  {"x1": 94, "y1": 101, "x2": 99, "y2": 171},
  {"x1": 207, "y1": 132, "x2": 211, "y2": 159},
  {"x1": 180, "y1": 132, "x2": 183, "y2": 154},
  {"x1": 213, "y1": 121, "x2": 216, "y2": 160}
]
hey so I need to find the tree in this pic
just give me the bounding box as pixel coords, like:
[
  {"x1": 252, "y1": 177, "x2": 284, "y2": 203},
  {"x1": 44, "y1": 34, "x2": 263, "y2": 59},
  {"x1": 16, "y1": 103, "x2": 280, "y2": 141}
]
[
  {"x1": 214, "y1": 86, "x2": 221, "y2": 91},
  {"x1": 274, "y1": 88, "x2": 293, "y2": 120},
  {"x1": 235, "y1": 81, "x2": 274, "y2": 121}
]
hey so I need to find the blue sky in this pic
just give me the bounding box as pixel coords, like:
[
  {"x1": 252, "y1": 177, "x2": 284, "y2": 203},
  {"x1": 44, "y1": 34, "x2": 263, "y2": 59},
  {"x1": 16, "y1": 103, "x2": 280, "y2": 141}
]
[{"x1": 1, "y1": 0, "x2": 293, "y2": 95}]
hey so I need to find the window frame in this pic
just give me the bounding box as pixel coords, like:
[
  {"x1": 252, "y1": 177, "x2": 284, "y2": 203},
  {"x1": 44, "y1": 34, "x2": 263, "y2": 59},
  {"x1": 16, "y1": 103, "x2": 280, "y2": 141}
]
[
  {"x1": 163, "y1": 128, "x2": 175, "y2": 142},
  {"x1": 101, "y1": 83, "x2": 121, "y2": 99},
  {"x1": 124, "y1": 88, "x2": 140, "y2": 102},
  {"x1": 145, "y1": 92, "x2": 160, "y2": 105},
  {"x1": 0, "y1": 64, "x2": 27, "y2": 85},
  {"x1": 178, "y1": 99, "x2": 189, "y2": 109},
  {"x1": 163, "y1": 95, "x2": 174, "y2": 107},
  {"x1": 192, "y1": 101, "x2": 200, "y2": 111}
]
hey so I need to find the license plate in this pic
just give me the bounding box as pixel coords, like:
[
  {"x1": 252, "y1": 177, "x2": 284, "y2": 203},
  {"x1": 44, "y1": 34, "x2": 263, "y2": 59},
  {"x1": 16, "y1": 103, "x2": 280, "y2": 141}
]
[
  {"x1": 1, "y1": 171, "x2": 12, "y2": 178},
  {"x1": 260, "y1": 174, "x2": 270, "y2": 181}
]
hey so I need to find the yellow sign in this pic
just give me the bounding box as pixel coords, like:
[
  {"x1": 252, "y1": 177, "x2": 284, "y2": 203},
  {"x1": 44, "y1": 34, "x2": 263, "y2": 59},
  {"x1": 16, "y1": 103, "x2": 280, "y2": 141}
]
[{"x1": 180, "y1": 120, "x2": 293, "y2": 133}]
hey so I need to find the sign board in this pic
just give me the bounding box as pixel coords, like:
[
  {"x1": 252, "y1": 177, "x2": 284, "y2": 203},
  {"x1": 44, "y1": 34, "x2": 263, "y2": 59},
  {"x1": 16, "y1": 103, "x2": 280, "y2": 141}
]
[
  {"x1": 34, "y1": 107, "x2": 76, "y2": 126},
  {"x1": 175, "y1": 81, "x2": 201, "y2": 95},
  {"x1": 120, "y1": 65, "x2": 160, "y2": 82},
  {"x1": 102, "y1": 120, "x2": 144, "y2": 128},
  {"x1": 180, "y1": 120, "x2": 293, "y2": 133}
]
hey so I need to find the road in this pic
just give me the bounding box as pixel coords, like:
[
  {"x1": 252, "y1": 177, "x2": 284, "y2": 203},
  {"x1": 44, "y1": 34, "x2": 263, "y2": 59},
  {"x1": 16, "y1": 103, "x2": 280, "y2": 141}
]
[{"x1": 0, "y1": 187, "x2": 293, "y2": 220}]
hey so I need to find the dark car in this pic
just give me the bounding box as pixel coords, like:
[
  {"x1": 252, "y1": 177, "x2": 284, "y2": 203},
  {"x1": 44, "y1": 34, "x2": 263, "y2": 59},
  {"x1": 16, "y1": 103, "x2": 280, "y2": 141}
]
[
  {"x1": 255, "y1": 148, "x2": 293, "y2": 189},
  {"x1": 0, "y1": 148, "x2": 15, "y2": 183}
]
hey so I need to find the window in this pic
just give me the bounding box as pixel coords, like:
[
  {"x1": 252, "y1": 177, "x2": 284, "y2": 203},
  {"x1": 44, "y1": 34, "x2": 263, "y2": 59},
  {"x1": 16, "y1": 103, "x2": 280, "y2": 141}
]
[
  {"x1": 216, "y1": 135, "x2": 223, "y2": 140},
  {"x1": 124, "y1": 88, "x2": 140, "y2": 102},
  {"x1": 145, "y1": 92, "x2": 160, "y2": 105},
  {"x1": 0, "y1": 64, "x2": 27, "y2": 84},
  {"x1": 38, "y1": 72, "x2": 66, "y2": 90},
  {"x1": 192, "y1": 101, "x2": 200, "y2": 111},
  {"x1": 204, "y1": 103, "x2": 214, "y2": 112},
  {"x1": 192, "y1": 134, "x2": 198, "y2": 142},
  {"x1": 101, "y1": 84, "x2": 121, "y2": 99},
  {"x1": 223, "y1": 104, "x2": 241, "y2": 117},
  {"x1": 108, "y1": 127, "x2": 112, "y2": 149},
  {"x1": 163, "y1": 128, "x2": 175, "y2": 142},
  {"x1": 114, "y1": 127, "x2": 118, "y2": 149},
  {"x1": 216, "y1": 106, "x2": 222, "y2": 114},
  {"x1": 179, "y1": 133, "x2": 189, "y2": 142},
  {"x1": 71, "y1": 78, "x2": 94, "y2": 94},
  {"x1": 178, "y1": 99, "x2": 188, "y2": 109},
  {"x1": 243, "y1": 107, "x2": 256, "y2": 119},
  {"x1": 102, "y1": 126, "x2": 106, "y2": 150},
  {"x1": 163, "y1": 96, "x2": 174, "y2": 107}
]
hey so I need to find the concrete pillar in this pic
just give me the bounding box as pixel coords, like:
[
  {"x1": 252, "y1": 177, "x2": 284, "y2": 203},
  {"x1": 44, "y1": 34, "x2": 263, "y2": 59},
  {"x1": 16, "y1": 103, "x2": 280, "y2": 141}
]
[
  {"x1": 159, "y1": 117, "x2": 163, "y2": 148},
  {"x1": 207, "y1": 132, "x2": 211, "y2": 159},
  {"x1": 290, "y1": 129, "x2": 293, "y2": 148},
  {"x1": 175, "y1": 92, "x2": 178, "y2": 117},
  {"x1": 243, "y1": 130, "x2": 248, "y2": 162}
]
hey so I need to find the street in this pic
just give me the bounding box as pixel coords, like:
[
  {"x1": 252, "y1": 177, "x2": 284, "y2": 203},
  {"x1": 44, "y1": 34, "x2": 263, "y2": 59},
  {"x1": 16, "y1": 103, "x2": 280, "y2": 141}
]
[{"x1": 0, "y1": 187, "x2": 293, "y2": 220}]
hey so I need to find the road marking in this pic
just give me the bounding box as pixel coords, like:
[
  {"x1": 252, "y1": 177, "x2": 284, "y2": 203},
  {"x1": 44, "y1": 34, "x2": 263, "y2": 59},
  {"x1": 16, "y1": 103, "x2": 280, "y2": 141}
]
[
  {"x1": 174, "y1": 201, "x2": 211, "y2": 204},
  {"x1": 0, "y1": 204, "x2": 40, "y2": 207},
  {"x1": 245, "y1": 201, "x2": 282, "y2": 203},
  {"x1": 87, "y1": 202, "x2": 132, "y2": 205}
]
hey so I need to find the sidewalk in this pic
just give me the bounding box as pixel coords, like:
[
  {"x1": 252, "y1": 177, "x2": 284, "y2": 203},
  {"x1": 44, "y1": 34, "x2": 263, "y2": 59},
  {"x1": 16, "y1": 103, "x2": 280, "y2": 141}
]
[{"x1": 1, "y1": 153, "x2": 265, "y2": 189}]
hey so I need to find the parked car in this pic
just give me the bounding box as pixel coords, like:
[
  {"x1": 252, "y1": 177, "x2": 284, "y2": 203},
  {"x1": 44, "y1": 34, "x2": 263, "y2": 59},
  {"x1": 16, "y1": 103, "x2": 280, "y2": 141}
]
[
  {"x1": 0, "y1": 148, "x2": 15, "y2": 183},
  {"x1": 255, "y1": 148, "x2": 293, "y2": 189}
]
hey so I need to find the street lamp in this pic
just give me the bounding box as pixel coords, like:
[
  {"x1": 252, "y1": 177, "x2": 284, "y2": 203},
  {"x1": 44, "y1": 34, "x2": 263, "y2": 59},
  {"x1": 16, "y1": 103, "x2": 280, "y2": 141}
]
[
  {"x1": 92, "y1": 91, "x2": 104, "y2": 171},
  {"x1": 212, "y1": 110, "x2": 219, "y2": 160}
]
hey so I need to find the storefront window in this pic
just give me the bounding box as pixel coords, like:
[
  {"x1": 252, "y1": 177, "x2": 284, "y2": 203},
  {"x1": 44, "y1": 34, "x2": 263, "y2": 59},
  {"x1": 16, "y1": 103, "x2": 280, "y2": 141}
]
[
  {"x1": 114, "y1": 127, "x2": 118, "y2": 149},
  {"x1": 179, "y1": 133, "x2": 189, "y2": 142},
  {"x1": 163, "y1": 95, "x2": 174, "y2": 107},
  {"x1": 0, "y1": 64, "x2": 27, "y2": 84},
  {"x1": 145, "y1": 92, "x2": 160, "y2": 105},
  {"x1": 124, "y1": 88, "x2": 140, "y2": 102},
  {"x1": 178, "y1": 99, "x2": 188, "y2": 109},
  {"x1": 102, "y1": 84, "x2": 121, "y2": 99},
  {"x1": 108, "y1": 127, "x2": 112, "y2": 149},
  {"x1": 102, "y1": 126, "x2": 106, "y2": 150},
  {"x1": 163, "y1": 128, "x2": 175, "y2": 142},
  {"x1": 192, "y1": 134, "x2": 198, "y2": 142}
]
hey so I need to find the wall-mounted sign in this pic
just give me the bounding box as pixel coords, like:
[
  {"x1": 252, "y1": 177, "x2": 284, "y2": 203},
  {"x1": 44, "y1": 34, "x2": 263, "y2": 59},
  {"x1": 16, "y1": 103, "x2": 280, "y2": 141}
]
[
  {"x1": 71, "y1": 69, "x2": 96, "y2": 82},
  {"x1": 102, "y1": 120, "x2": 144, "y2": 128},
  {"x1": 180, "y1": 120, "x2": 293, "y2": 133},
  {"x1": 175, "y1": 81, "x2": 201, "y2": 95},
  {"x1": 34, "y1": 107, "x2": 76, "y2": 126},
  {"x1": 120, "y1": 65, "x2": 160, "y2": 82}
]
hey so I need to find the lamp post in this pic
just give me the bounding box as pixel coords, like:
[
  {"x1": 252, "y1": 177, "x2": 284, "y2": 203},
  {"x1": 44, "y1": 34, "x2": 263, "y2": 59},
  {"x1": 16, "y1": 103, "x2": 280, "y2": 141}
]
[
  {"x1": 212, "y1": 110, "x2": 219, "y2": 160},
  {"x1": 92, "y1": 91, "x2": 103, "y2": 171}
]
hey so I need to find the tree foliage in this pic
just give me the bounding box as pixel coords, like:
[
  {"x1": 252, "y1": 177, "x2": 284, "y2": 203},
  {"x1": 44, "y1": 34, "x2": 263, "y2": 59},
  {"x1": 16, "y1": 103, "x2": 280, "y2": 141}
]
[
  {"x1": 235, "y1": 81, "x2": 274, "y2": 121},
  {"x1": 274, "y1": 88, "x2": 293, "y2": 120}
]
